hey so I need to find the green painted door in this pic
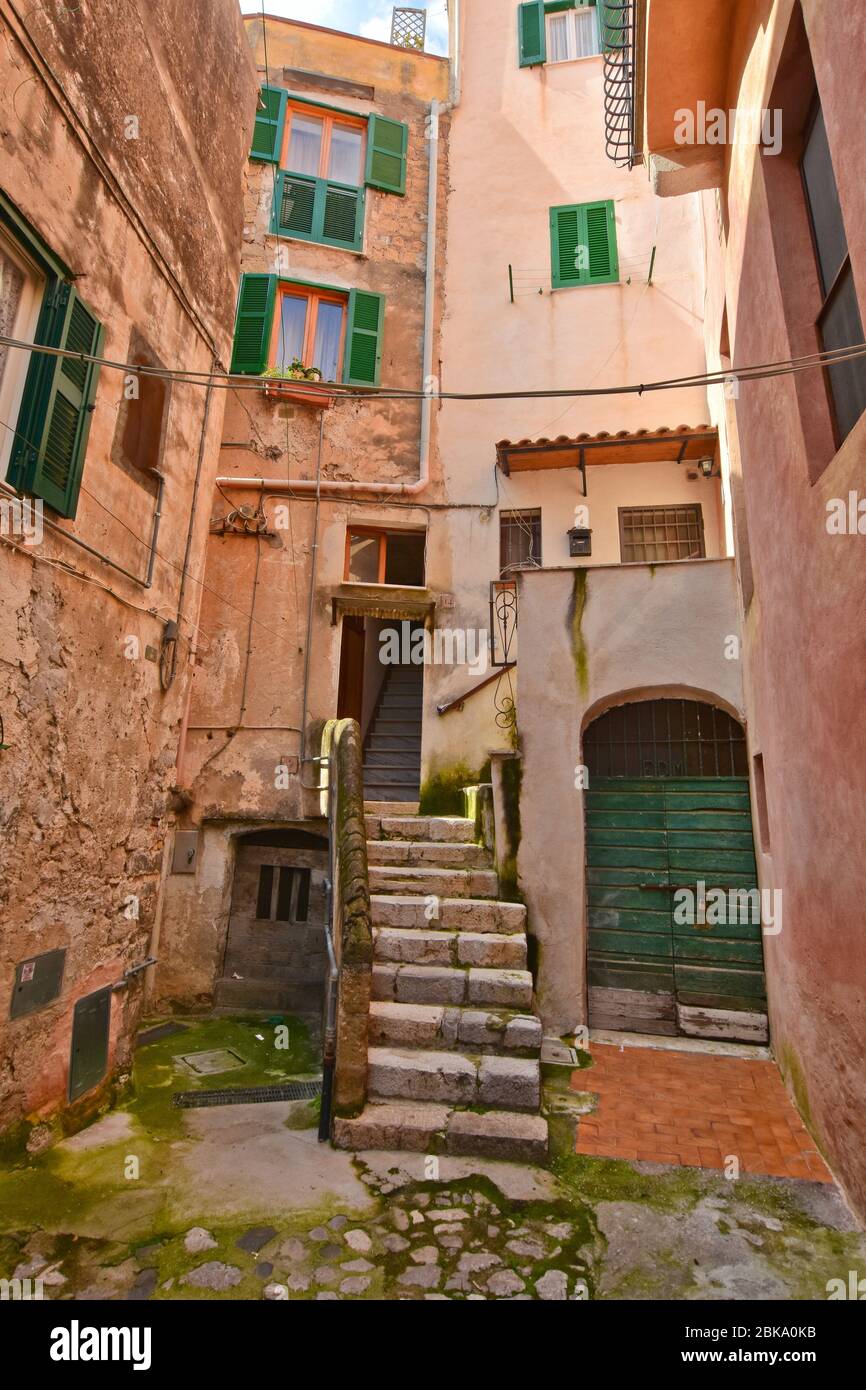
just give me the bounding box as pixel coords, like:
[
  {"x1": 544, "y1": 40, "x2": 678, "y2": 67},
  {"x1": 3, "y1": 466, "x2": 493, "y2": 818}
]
[{"x1": 587, "y1": 776, "x2": 767, "y2": 1040}]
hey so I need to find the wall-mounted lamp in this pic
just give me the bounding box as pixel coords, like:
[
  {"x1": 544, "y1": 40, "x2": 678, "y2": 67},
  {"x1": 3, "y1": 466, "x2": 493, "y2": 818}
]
[{"x1": 697, "y1": 457, "x2": 715, "y2": 478}]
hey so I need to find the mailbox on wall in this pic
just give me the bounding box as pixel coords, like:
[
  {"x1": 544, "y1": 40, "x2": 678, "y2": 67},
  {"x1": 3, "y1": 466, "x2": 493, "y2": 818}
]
[{"x1": 567, "y1": 526, "x2": 592, "y2": 557}]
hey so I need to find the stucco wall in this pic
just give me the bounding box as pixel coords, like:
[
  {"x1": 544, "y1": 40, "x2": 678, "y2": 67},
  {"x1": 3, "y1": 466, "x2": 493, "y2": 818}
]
[
  {"x1": 0, "y1": 0, "x2": 255, "y2": 1135},
  {"x1": 421, "y1": 0, "x2": 719, "y2": 783},
  {"x1": 155, "y1": 19, "x2": 450, "y2": 1007},
  {"x1": 676, "y1": 0, "x2": 866, "y2": 1217},
  {"x1": 515, "y1": 559, "x2": 744, "y2": 1033}
]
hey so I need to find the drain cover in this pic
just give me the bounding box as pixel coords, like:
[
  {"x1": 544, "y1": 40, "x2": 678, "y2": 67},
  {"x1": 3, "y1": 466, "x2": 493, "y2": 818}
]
[
  {"x1": 177, "y1": 1048, "x2": 247, "y2": 1076},
  {"x1": 172, "y1": 1080, "x2": 322, "y2": 1109}
]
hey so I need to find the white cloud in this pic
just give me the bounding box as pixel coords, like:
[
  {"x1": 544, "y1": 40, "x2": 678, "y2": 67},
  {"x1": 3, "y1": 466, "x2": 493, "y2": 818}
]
[{"x1": 239, "y1": 1, "x2": 449, "y2": 56}]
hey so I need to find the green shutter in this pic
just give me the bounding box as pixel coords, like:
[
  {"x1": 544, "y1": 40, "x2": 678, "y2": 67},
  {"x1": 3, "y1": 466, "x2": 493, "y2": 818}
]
[
  {"x1": 10, "y1": 284, "x2": 102, "y2": 519},
  {"x1": 271, "y1": 172, "x2": 364, "y2": 250},
  {"x1": 274, "y1": 172, "x2": 317, "y2": 238},
  {"x1": 519, "y1": 2, "x2": 546, "y2": 66},
  {"x1": 550, "y1": 200, "x2": 618, "y2": 288},
  {"x1": 343, "y1": 290, "x2": 384, "y2": 387},
  {"x1": 230, "y1": 273, "x2": 276, "y2": 374},
  {"x1": 251, "y1": 84, "x2": 287, "y2": 163},
  {"x1": 365, "y1": 115, "x2": 409, "y2": 195}
]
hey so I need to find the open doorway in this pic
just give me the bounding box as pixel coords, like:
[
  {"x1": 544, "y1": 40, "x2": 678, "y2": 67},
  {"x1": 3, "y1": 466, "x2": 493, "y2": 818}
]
[{"x1": 337, "y1": 615, "x2": 424, "y2": 801}]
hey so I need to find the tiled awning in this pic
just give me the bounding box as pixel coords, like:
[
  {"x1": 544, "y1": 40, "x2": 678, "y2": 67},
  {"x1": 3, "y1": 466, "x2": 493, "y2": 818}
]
[{"x1": 495, "y1": 425, "x2": 718, "y2": 474}]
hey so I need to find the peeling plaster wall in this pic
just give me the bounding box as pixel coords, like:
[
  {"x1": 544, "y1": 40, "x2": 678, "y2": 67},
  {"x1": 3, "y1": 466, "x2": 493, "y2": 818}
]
[
  {"x1": 684, "y1": 0, "x2": 866, "y2": 1218},
  {"x1": 515, "y1": 560, "x2": 744, "y2": 1034},
  {"x1": 0, "y1": 0, "x2": 256, "y2": 1133},
  {"x1": 154, "y1": 20, "x2": 450, "y2": 1008}
]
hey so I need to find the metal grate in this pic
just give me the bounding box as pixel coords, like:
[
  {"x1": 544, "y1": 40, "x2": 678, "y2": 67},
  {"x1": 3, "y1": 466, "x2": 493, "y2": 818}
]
[
  {"x1": 602, "y1": 0, "x2": 637, "y2": 169},
  {"x1": 618, "y1": 504, "x2": 705, "y2": 563},
  {"x1": 135, "y1": 1021, "x2": 189, "y2": 1048},
  {"x1": 390, "y1": 6, "x2": 426, "y2": 50},
  {"x1": 500, "y1": 508, "x2": 542, "y2": 576},
  {"x1": 584, "y1": 699, "x2": 748, "y2": 778},
  {"x1": 172, "y1": 1079, "x2": 322, "y2": 1109}
]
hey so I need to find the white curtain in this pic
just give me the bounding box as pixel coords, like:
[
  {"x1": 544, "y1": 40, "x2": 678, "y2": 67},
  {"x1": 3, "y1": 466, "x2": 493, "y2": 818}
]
[
  {"x1": 287, "y1": 115, "x2": 323, "y2": 176},
  {"x1": 313, "y1": 300, "x2": 343, "y2": 381},
  {"x1": 547, "y1": 13, "x2": 570, "y2": 62},
  {"x1": 574, "y1": 7, "x2": 600, "y2": 57},
  {"x1": 0, "y1": 248, "x2": 24, "y2": 394},
  {"x1": 328, "y1": 125, "x2": 363, "y2": 185},
  {"x1": 277, "y1": 294, "x2": 307, "y2": 369}
]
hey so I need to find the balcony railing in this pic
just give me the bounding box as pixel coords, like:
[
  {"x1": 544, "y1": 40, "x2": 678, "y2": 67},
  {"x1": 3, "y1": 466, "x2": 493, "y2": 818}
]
[{"x1": 602, "y1": 0, "x2": 638, "y2": 169}]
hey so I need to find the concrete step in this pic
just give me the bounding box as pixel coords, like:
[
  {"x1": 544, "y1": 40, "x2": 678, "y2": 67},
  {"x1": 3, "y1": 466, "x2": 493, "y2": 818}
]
[
  {"x1": 369, "y1": 1000, "x2": 542, "y2": 1055},
  {"x1": 364, "y1": 785, "x2": 421, "y2": 802},
  {"x1": 371, "y1": 894, "x2": 526, "y2": 935},
  {"x1": 333, "y1": 1101, "x2": 548, "y2": 1162},
  {"x1": 371, "y1": 719, "x2": 423, "y2": 734},
  {"x1": 365, "y1": 814, "x2": 475, "y2": 843},
  {"x1": 365, "y1": 800, "x2": 420, "y2": 815},
  {"x1": 367, "y1": 735, "x2": 422, "y2": 751},
  {"x1": 373, "y1": 926, "x2": 526, "y2": 970},
  {"x1": 370, "y1": 864, "x2": 499, "y2": 898},
  {"x1": 373, "y1": 962, "x2": 533, "y2": 1009},
  {"x1": 367, "y1": 840, "x2": 492, "y2": 869},
  {"x1": 364, "y1": 750, "x2": 422, "y2": 770},
  {"x1": 367, "y1": 1046, "x2": 540, "y2": 1111},
  {"x1": 213, "y1": 977, "x2": 300, "y2": 1011},
  {"x1": 363, "y1": 764, "x2": 421, "y2": 784}
]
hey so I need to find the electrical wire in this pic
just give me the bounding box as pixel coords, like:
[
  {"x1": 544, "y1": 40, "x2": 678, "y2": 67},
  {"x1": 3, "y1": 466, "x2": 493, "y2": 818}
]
[{"x1": 2, "y1": 329, "x2": 864, "y2": 403}]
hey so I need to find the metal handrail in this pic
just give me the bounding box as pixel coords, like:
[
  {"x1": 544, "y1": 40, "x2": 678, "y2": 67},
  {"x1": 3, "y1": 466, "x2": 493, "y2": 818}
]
[
  {"x1": 602, "y1": 0, "x2": 638, "y2": 169},
  {"x1": 436, "y1": 662, "x2": 516, "y2": 716}
]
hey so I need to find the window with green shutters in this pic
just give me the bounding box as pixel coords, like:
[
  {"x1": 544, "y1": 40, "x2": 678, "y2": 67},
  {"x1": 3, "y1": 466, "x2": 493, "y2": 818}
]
[
  {"x1": 250, "y1": 85, "x2": 288, "y2": 163},
  {"x1": 550, "y1": 199, "x2": 618, "y2": 288},
  {"x1": 519, "y1": 2, "x2": 616, "y2": 67},
  {"x1": 8, "y1": 282, "x2": 103, "y2": 519},
  {"x1": 271, "y1": 170, "x2": 366, "y2": 251},
  {"x1": 230, "y1": 272, "x2": 385, "y2": 389}
]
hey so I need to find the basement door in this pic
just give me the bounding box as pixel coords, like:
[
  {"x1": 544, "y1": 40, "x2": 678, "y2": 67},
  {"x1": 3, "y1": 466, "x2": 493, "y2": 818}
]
[{"x1": 584, "y1": 700, "x2": 768, "y2": 1043}]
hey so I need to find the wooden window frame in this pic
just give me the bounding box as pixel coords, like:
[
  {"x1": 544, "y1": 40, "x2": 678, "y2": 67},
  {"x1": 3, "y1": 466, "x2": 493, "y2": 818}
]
[
  {"x1": 282, "y1": 102, "x2": 367, "y2": 187},
  {"x1": 344, "y1": 526, "x2": 388, "y2": 584},
  {"x1": 270, "y1": 282, "x2": 348, "y2": 380},
  {"x1": 618, "y1": 504, "x2": 706, "y2": 564},
  {"x1": 343, "y1": 526, "x2": 427, "y2": 586}
]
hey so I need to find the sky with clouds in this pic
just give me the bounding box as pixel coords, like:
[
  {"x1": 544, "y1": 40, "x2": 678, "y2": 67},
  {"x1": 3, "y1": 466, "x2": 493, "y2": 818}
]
[{"x1": 239, "y1": 1, "x2": 449, "y2": 56}]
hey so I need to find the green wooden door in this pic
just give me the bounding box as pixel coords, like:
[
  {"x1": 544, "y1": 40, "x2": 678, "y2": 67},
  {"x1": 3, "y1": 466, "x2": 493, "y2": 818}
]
[{"x1": 587, "y1": 776, "x2": 767, "y2": 1040}]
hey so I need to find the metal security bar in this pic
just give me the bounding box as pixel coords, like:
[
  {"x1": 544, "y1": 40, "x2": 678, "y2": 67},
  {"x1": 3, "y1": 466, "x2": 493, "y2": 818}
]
[
  {"x1": 584, "y1": 700, "x2": 748, "y2": 778},
  {"x1": 602, "y1": 0, "x2": 638, "y2": 168}
]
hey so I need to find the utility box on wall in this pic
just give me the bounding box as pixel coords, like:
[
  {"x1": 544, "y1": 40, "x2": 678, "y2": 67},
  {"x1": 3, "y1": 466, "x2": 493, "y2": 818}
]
[{"x1": 568, "y1": 526, "x2": 592, "y2": 557}]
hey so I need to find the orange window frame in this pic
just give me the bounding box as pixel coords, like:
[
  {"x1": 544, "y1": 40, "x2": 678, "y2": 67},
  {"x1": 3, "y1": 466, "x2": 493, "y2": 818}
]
[
  {"x1": 270, "y1": 283, "x2": 348, "y2": 378},
  {"x1": 344, "y1": 526, "x2": 387, "y2": 584},
  {"x1": 282, "y1": 102, "x2": 367, "y2": 185}
]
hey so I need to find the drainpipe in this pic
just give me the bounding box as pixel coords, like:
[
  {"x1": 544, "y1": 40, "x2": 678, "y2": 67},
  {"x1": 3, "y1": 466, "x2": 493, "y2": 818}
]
[{"x1": 214, "y1": 98, "x2": 441, "y2": 499}]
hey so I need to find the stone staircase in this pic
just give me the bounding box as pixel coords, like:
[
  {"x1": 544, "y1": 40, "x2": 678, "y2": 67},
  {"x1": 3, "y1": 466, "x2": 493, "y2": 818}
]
[
  {"x1": 332, "y1": 807, "x2": 549, "y2": 1163},
  {"x1": 362, "y1": 664, "x2": 422, "y2": 803}
]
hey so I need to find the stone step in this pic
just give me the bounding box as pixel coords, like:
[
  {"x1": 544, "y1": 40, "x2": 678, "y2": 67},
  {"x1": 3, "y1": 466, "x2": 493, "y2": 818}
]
[
  {"x1": 369, "y1": 1000, "x2": 542, "y2": 1055},
  {"x1": 373, "y1": 926, "x2": 526, "y2": 971},
  {"x1": 370, "y1": 864, "x2": 499, "y2": 898},
  {"x1": 365, "y1": 815, "x2": 475, "y2": 843},
  {"x1": 365, "y1": 800, "x2": 420, "y2": 815},
  {"x1": 373, "y1": 962, "x2": 533, "y2": 1009},
  {"x1": 368, "y1": 1046, "x2": 540, "y2": 1111},
  {"x1": 332, "y1": 1100, "x2": 548, "y2": 1162},
  {"x1": 366, "y1": 839, "x2": 492, "y2": 869},
  {"x1": 364, "y1": 750, "x2": 422, "y2": 770},
  {"x1": 371, "y1": 894, "x2": 526, "y2": 935}
]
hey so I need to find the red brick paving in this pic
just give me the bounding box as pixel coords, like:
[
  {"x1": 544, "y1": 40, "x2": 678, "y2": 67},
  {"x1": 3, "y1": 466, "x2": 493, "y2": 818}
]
[{"x1": 573, "y1": 1041, "x2": 832, "y2": 1182}]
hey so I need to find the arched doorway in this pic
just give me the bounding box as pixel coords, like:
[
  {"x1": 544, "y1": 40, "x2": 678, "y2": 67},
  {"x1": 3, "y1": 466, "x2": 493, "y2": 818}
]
[
  {"x1": 584, "y1": 699, "x2": 767, "y2": 1043},
  {"x1": 214, "y1": 828, "x2": 328, "y2": 1014}
]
